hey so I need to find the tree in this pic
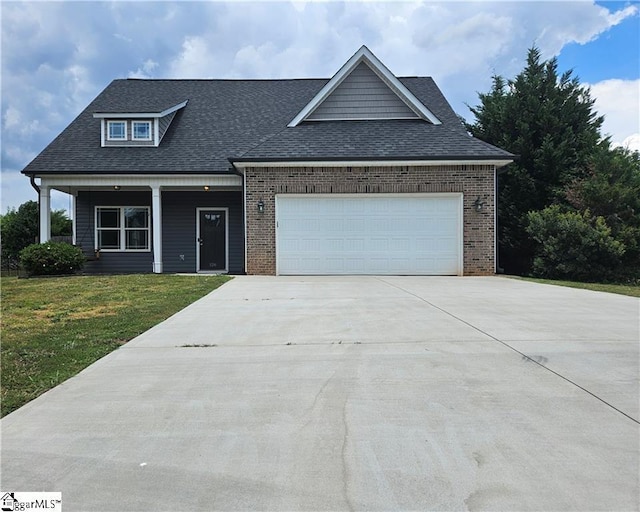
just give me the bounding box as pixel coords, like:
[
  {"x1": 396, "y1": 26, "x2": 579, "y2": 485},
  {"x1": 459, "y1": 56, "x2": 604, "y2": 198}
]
[
  {"x1": 467, "y1": 47, "x2": 604, "y2": 274},
  {"x1": 1, "y1": 200, "x2": 72, "y2": 267},
  {"x1": 565, "y1": 146, "x2": 640, "y2": 278},
  {"x1": 526, "y1": 205, "x2": 625, "y2": 282}
]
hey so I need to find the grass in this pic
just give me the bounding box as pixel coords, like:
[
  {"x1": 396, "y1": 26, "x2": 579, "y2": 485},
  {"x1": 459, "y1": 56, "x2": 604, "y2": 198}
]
[
  {"x1": 514, "y1": 276, "x2": 640, "y2": 298},
  {"x1": 0, "y1": 274, "x2": 230, "y2": 417}
]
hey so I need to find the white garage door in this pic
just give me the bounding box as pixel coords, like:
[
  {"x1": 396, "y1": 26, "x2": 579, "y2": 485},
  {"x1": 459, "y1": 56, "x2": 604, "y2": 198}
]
[{"x1": 276, "y1": 194, "x2": 462, "y2": 275}]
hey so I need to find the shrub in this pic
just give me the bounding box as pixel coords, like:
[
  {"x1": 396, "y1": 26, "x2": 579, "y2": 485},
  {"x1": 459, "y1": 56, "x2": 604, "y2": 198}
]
[
  {"x1": 526, "y1": 205, "x2": 625, "y2": 282},
  {"x1": 20, "y1": 242, "x2": 85, "y2": 276}
]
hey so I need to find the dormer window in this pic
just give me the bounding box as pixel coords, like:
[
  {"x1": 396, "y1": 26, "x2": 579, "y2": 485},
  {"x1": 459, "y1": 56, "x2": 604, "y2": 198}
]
[
  {"x1": 107, "y1": 121, "x2": 127, "y2": 140},
  {"x1": 94, "y1": 99, "x2": 189, "y2": 147},
  {"x1": 132, "y1": 121, "x2": 151, "y2": 141}
]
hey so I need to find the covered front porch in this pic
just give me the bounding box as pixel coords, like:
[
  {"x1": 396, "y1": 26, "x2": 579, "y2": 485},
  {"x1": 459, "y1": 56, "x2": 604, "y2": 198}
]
[{"x1": 38, "y1": 174, "x2": 245, "y2": 274}]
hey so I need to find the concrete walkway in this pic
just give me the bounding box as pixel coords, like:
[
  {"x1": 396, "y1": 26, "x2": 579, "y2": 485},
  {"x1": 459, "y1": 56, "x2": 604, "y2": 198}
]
[{"x1": 1, "y1": 276, "x2": 638, "y2": 511}]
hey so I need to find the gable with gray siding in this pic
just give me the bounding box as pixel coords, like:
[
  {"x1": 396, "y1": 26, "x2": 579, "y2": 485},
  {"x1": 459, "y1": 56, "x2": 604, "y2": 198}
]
[{"x1": 306, "y1": 62, "x2": 420, "y2": 121}]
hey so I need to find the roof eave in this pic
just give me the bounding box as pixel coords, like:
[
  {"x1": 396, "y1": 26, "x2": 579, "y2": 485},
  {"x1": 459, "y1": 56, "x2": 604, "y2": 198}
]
[
  {"x1": 92, "y1": 100, "x2": 188, "y2": 119},
  {"x1": 230, "y1": 156, "x2": 515, "y2": 169}
]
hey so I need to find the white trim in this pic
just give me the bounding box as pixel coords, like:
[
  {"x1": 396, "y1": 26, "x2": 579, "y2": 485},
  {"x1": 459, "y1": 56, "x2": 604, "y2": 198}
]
[
  {"x1": 154, "y1": 118, "x2": 160, "y2": 146},
  {"x1": 39, "y1": 174, "x2": 242, "y2": 192},
  {"x1": 71, "y1": 193, "x2": 77, "y2": 245},
  {"x1": 94, "y1": 206, "x2": 151, "y2": 252},
  {"x1": 196, "y1": 207, "x2": 229, "y2": 274},
  {"x1": 151, "y1": 187, "x2": 162, "y2": 273},
  {"x1": 275, "y1": 192, "x2": 463, "y2": 276},
  {"x1": 288, "y1": 46, "x2": 441, "y2": 127},
  {"x1": 132, "y1": 120, "x2": 152, "y2": 141},
  {"x1": 304, "y1": 115, "x2": 420, "y2": 122},
  {"x1": 107, "y1": 120, "x2": 127, "y2": 141},
  {"x1": 92, "y1": 100, "x2": 188, "y2": 119},
  {"x1": 232, "y1": 159, "x2": 513, "y2": 169},
  {"x1": 100, "y1": 120, "x2": 105, "y2": 148},
  {"x1": 39, "y1": 186, "x2": 51, "y2": 243}
]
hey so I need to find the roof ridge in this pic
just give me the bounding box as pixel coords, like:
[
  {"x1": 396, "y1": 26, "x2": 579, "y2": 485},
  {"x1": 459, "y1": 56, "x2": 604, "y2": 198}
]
[
  {"x1": 118, "y1": 76, "x2": 433, "y2": 83},
  {"x1": 121, "y1": 77, "x2": 331, "y2": 83}
]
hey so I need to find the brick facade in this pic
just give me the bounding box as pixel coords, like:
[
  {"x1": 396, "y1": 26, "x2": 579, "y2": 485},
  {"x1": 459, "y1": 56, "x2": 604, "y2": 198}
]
[{"x1": 245, "y1": 164, "x2": 496, "y2": 276}]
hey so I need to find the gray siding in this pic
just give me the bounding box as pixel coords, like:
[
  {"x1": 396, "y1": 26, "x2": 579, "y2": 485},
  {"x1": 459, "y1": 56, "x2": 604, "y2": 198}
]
[
  {"x1": 104, "y1": 120, "x2": 155, "y2": 147},
  {"x1": 162, "y1": 191, "x2": 244, "y2": 274},
  {"x1": 76, "y1": 191, "x2": 153, "y2": 273},
  {"x1": 158, "y1": 111, "x2": 177, "y2": 142},
  {"x1": 307, "y1": 62, "x2": 419, "y2": 121}
]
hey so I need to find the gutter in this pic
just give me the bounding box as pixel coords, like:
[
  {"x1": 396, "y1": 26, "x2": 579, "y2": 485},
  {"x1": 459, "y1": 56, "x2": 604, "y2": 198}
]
[
  {"x1": 229, "y1": 161, "x2": 248, "y2": 275},
  {"x1": 29, "y1": 174, "x2": 40, "y2": 194}
]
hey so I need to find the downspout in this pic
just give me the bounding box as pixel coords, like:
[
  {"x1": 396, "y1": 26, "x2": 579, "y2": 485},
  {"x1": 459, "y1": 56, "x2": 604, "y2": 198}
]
[
  {"x1": 229, "y1": 161, "x2": 247, "y2": 275},
  {"x1": 29, "y1": 175, "x2": 41, "y2": 244},
  {"x1": 29, "y1": 174, "x2": 40, "y2": 195}
]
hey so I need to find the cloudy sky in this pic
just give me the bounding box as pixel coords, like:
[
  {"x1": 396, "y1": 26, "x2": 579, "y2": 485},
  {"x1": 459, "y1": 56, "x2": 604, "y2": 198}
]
[{"x1": 1, "y1": 0, "x2": 639, "y2": 213}]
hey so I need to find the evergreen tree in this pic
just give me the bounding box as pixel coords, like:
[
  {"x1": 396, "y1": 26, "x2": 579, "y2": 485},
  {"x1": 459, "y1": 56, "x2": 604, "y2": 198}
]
[
  {"x1": 566, "y1": 145, "x2": 640, "y2": 278},
  {"x1": 467, "y1": 47, "x2": 603, "y2": 274}
]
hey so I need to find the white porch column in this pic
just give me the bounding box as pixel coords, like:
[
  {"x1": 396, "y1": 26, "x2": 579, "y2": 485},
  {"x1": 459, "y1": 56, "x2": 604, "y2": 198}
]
[
  {"x1": 151, "y1": 185, "x2": 163, "y2": 273},
  {"x1": 39, "y1": 185, "x2": 51, "y2": 243},
  {"x1": 71, "y1": 193, "x2": 77, "y2": 245}
]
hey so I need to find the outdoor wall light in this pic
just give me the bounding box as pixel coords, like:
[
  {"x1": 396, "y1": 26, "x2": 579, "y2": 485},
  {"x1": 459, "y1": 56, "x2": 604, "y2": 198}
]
[
  {"x1": 203, "y1": 185, "x2": 210, "y2": 191},
  {"x1": 257, "y1": 200, "x2": 265, "y2": 213},
  {"x1": 473, "y1": 196, "x2": 485, "y2": 212},
  {"x1": 113, "y1": 185, "x2": 121, "y2": 190}
]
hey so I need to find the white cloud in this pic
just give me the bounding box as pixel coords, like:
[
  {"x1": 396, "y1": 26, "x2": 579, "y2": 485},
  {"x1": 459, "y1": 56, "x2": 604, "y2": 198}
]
[
  {"x1": 619, "y1": 134, "x2": 640, "y2": 152},
  {"x1": 129, "y1": 59, "x2": 159, "y2": 79},
  {"x1": 531, "y1": 4, "x2": 638, "y2": 57},
  {"x1": 588, "y1": 78, "x2": 640, "y2": 148},
  {"x1": 169, "y1": 36, "x2": 220, "y2": 78}
]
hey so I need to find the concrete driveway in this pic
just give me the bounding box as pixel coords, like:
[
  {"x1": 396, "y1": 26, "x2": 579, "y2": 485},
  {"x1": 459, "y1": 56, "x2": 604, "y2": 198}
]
[{"x1": 1, "y1": 276, "x2": 638, "y2": 511}]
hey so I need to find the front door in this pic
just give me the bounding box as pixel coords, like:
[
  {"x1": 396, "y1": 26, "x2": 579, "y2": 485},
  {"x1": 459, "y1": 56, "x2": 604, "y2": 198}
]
[{"x1": 197, "y1": 209, "x2": 227, "y2": 272}]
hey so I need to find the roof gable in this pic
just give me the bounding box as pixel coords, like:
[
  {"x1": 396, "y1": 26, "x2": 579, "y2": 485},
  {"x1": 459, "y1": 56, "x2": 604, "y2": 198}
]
[
  {"x1": 288, "y1": 46, "x2": 441, "y2": 127},
  {"x1": 305, "y1": 61, "x2": 420, "y2": 121}
]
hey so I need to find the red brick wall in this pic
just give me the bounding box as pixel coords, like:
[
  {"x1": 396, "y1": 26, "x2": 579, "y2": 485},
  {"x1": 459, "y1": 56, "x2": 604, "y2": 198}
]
[{"x1": 245, "y1": 164, "x2": 495, "y2": 275}]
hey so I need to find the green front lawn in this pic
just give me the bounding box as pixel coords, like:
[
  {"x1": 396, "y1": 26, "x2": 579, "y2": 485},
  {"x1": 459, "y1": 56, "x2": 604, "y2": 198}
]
[
  {"x1": 0, "y1": 274, "x2": 230, "y2": 417},
  {"x1": 515, "y1": 276, "x2": 640, "y2": 298}
]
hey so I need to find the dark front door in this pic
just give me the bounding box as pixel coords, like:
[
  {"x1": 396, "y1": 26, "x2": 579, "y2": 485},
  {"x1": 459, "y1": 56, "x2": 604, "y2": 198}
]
[{"x1": 198, "y1": 209, "x2": 227, "y2": 272}]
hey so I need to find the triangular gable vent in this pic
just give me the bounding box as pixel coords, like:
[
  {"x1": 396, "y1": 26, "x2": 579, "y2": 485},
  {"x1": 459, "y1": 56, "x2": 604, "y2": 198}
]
[{"x1": 288, "y1": 46, "x2": 441, "y2": 127}]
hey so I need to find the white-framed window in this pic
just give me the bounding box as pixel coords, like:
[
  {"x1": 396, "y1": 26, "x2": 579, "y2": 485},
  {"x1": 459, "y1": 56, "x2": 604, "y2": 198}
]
[
  {"x1": 96, "y1": 206, "x2": 150, "y2": 251},
  {"x1": 107, "y1": 121, "x2": 127, "y2": 141},
  {"x1": 132, "y1": 121, "x2": 151, "y2": 141}
]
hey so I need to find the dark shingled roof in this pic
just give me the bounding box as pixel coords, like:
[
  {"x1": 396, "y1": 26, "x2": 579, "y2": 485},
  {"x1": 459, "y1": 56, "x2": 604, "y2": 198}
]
[{"x1": 22, "y1": 77, "x2": 513, "y2": 176}]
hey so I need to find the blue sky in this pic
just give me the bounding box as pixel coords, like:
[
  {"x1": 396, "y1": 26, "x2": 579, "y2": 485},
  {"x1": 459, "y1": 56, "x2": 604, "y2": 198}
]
[
  {"x1": 1, "y1": 1, "x2": 639, "y2": 213},
  {"x1": 558, "y1": 1, "x2": 639, "y2": 81}
]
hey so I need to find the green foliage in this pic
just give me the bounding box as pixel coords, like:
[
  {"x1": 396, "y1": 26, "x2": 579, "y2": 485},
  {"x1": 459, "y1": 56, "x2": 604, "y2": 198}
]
[
  {"x1": 20, "y1": 242, "x2": 85, "y2": 276},
  {"x1": 1, "y1": 201, "x2": 39, "y2": 266},
  {"x1": 566, "y1": 146, "x2": 640, "y2": 277},
  {"x1": 1, "y1": 200, "x2": 73, "y2": 268},
  {"x1": 51, "y1": 210, "x2": 72, "y2": 236},
  {"x1": 1, "y1": 274, "x2": 231, "y2": 416},
  {"x1": 526, "y1": 205, "x2": 625, "y2": 282},
  {"x1": 467, "y1": 47, "x2": 604, "y2": 274}
]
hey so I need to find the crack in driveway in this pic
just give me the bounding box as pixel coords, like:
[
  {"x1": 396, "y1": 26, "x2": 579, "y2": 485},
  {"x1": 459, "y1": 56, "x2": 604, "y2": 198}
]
[{"x1": 376, "y1": 277, "x2": 640, "y2": 425}]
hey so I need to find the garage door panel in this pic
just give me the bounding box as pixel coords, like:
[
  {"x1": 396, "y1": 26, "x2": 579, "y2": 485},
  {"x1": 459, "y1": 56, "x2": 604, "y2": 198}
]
[{"x1": 276, "y1": 194, "x2": 461, "y2": 275}]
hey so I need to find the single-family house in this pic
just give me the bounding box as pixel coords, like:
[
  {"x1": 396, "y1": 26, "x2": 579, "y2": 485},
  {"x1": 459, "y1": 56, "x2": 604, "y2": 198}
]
[{"x1": 22, "y1": 46, "x2": 514, "y2": 276}]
